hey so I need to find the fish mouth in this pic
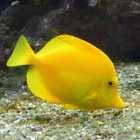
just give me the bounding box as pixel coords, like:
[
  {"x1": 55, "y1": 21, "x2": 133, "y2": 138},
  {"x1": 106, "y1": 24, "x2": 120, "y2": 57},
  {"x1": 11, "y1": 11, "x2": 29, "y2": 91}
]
[{"x1": 114, "y1": 95, "x2": 125, "y2": 109}]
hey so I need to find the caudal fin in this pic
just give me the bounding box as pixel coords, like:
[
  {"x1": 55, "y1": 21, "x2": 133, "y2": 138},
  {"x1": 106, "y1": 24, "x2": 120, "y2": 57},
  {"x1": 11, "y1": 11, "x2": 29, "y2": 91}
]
[{"x1": 7, "y1": 35, "x2": 35, "y2": 67}]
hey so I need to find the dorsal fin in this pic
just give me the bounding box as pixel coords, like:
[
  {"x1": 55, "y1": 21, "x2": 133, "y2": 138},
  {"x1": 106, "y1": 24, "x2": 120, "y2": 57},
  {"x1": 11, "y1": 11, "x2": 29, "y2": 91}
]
[{"x1": 37, "y1": 34, "x2": 99, "y2": 56}]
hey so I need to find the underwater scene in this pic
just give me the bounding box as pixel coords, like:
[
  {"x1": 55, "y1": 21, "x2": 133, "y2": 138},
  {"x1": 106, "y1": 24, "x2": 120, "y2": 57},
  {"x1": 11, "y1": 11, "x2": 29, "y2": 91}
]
[{"x1": 0, "y1": 0, "x2": 140, "y2": 139}]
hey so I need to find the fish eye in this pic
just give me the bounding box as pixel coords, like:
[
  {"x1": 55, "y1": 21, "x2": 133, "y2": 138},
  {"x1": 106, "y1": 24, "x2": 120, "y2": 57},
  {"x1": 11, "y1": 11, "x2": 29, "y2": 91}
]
[{"x1": 108, "y1": 81, "x2": 113, "y2": 86}]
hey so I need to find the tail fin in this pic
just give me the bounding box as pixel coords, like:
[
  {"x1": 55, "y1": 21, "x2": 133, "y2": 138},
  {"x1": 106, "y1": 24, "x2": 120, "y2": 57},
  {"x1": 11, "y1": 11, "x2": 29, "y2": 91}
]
[{"x1": 7, "y1": 35, "x2": 35, "y2": 67}]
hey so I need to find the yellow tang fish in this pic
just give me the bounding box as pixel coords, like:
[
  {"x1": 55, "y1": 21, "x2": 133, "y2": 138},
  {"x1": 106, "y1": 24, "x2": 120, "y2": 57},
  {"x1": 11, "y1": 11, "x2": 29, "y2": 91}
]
[{"x1": 7, "y1": 35, "x2": 125, "y2": 110}]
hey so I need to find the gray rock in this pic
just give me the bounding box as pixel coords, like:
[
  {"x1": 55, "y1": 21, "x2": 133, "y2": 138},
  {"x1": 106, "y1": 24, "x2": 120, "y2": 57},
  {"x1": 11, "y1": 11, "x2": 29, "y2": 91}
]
[{"x1": 88, "y1": 0, "x2": 98, "y2": 7}]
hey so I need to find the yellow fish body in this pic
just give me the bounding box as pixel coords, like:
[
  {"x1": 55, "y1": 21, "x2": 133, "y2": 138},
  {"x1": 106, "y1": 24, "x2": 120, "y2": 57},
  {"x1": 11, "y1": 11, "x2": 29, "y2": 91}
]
[{"x1": 7, "y1": 35, "x2": 125, "y2": 110}]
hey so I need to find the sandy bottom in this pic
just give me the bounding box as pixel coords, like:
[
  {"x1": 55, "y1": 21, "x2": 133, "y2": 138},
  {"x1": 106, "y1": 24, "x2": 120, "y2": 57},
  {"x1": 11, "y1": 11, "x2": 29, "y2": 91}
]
[{"x1": 0, "y1": 63, "x2": 140, "y2": 140}]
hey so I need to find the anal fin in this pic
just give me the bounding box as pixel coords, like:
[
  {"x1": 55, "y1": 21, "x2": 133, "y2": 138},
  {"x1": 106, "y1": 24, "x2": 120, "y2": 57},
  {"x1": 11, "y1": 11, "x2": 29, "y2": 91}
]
[
  {"x1": 62, "y1": 104, "x2": 80, "y2": 110},
  {"x1": 27, "y1": 66, "x2": 63, "y2": 104}
]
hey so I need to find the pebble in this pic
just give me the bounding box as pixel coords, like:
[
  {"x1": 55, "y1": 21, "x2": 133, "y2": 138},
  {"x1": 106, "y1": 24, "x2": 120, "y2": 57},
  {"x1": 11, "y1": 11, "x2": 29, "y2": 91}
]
[
  {"x1": 136, "y1": 126, "x2": 140, "y2": 131},
  {"x1": 11, "y1": 1, "x2": 20, "y2": 7},
  {"x1": 14, "y1": 119, "x2": 21, "y2": 125},
  {"x1": 22, "y1": 92, "x2": 29, "y2": 96},
  {"x1": 71, "y1": 128, "x2": 75, "y2": 132}
]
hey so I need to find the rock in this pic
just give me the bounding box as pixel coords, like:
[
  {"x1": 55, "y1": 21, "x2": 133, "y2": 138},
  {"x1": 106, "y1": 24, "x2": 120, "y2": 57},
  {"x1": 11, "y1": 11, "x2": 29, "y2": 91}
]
[
  {"x1": 22, "y1": 9, "x2": 63, "y2": 39},
  {"x1": 88, "y1": 0, "x2": 98, "y2": 7},
  {"x1": 0, "y1": 1, "x2": 72, "y2": 69},
  {"x1": 21, "y1": 9, "x2": 63, "y2": 52},
  {"x1": 11, "y1": 1, "x2": 20, "y2": 7},
  {"x1": 0, "y1": 44, "x2": 8, "y2": 68},
  {"x1": 0, "y1": 0, "x2": 140, "y2": 70},
  {"x1": 0, "y1": 80, "x2": 3, "y2": 87},
  {"x1": 0, "y1": 3, "x2": 41, "y2": 68},
  {"x1": 103, "y1": 0, "x2": 140, "y2": 17},
  {"x1": 52, "y1": 0, "x2": 140, "y2": 61}
]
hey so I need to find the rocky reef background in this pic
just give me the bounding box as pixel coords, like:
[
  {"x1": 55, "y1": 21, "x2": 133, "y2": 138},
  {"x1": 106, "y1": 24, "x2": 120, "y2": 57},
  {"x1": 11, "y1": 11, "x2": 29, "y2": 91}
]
[{"x1": 0, "y1": 0, "x2": 140, "y2": 68}]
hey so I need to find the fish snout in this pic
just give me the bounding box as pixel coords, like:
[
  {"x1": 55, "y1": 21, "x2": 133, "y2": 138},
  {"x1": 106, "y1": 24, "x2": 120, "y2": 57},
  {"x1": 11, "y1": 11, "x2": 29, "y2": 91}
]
[{"x1": 114, "y1": 95, "x2": 125, "y2": 109}]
